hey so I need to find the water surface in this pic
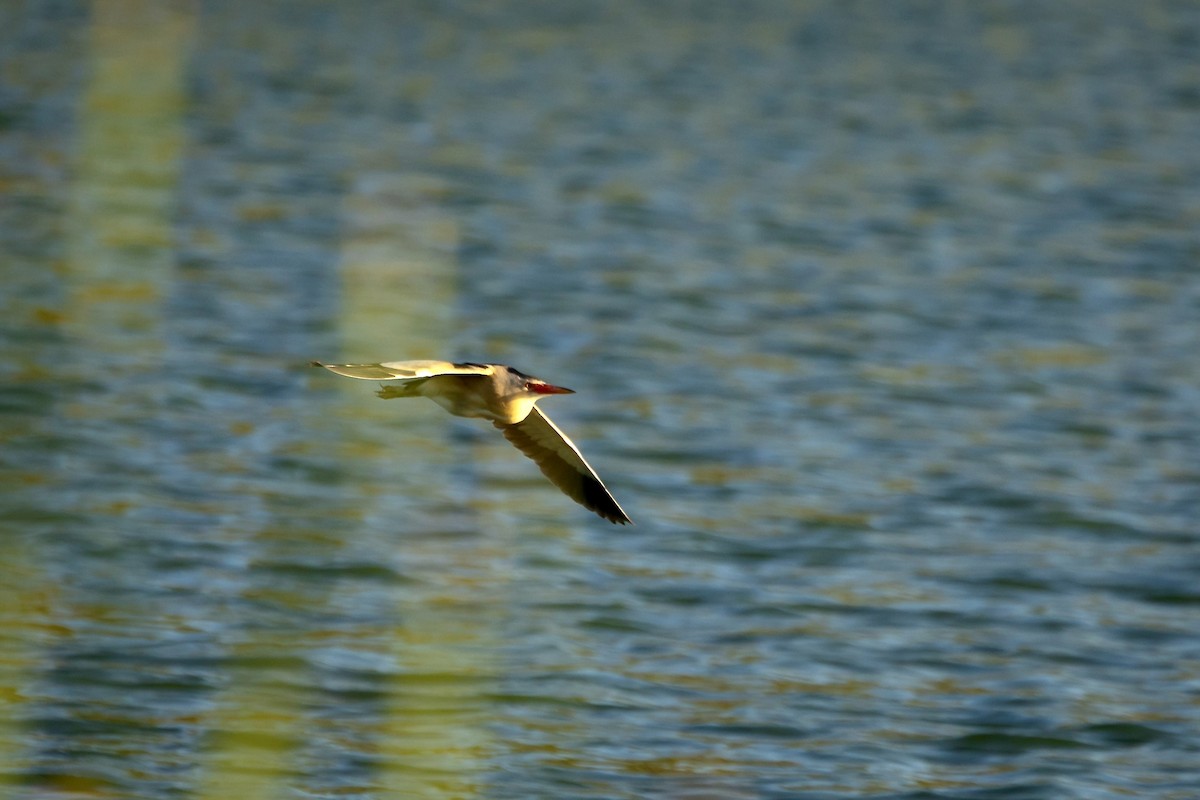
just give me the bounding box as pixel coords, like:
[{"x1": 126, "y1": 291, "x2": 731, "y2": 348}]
[{"x1": 2, "y1": 2, "x2": 1199, "y2": 798}]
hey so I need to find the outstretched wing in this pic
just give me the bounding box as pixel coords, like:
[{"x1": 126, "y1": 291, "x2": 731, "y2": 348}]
[
  {"x1": 498, "y1": 407, "x2": 631, "y2": 525},
  {"x1": 311, "y1": 360, "x2": 493, "y2": 381}
]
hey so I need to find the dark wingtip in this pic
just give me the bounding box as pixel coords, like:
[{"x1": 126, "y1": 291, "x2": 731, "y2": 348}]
[
  {"x1": 603, "y1": 505, "x2": 633, "y2": 525},
  {"x1": 582, "y1": 478, "x2": 632, "y2": 525},
  {"x1": 310, "y1": 360, "x2": 325, "y2": 368}
]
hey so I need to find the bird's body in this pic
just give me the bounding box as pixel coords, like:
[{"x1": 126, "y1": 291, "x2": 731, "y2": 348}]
[{"x1": 312, "y1": 360, "x2": 631, "y2": 524}]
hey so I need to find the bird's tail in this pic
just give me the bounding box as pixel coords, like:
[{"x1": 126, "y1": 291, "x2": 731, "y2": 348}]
[
  {"x1": 376, "y1": 383, "x2": 425, "y2": 399},
  {"x1": 311, "y1": 361, "x2": 429, "y2": 399},
  {"x1": 312, "y1": 361, "x2": 404, "y2": 380}
]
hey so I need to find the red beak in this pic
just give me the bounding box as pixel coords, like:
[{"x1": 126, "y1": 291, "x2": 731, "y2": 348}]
[{"x1": 529, "y1": 382, "x2": 575, "y2": 395}]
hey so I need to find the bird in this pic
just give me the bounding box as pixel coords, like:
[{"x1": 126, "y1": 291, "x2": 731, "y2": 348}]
[{"x1": 311, "y1": 359, "x2": 631, "y2": 524}]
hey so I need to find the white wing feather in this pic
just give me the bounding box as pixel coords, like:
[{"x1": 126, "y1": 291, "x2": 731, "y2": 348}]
[
  {"x1": 312, "y1": 360, "x2": 493, "y2": 381},
  {"x1": 498, "y1": 407, "x2": 631, "y2": 524}
]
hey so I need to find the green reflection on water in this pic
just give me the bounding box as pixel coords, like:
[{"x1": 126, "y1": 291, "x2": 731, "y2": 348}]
[
  {"x1": 0, "y1": 537, "x2": 49, "y2": 792},
  {"x1": 318, "y1": 170, "x2": 499, "y2": 800},
  {"x1": 4, "y1": 0, "x2": 502, "y2": 795}
]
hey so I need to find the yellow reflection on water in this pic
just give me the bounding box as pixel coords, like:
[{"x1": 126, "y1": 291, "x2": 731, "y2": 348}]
[
  {"x1": 331, "y1": 172, "x2": 498, "y2": 800},
  {"x1": 15, "y1": 1, "x2": 196, "y2": 797},
  {"x1": 196, "y1": 637, "x2": 308, "y2": 800},
  {"x1": 0, "y1": 540, "x2": 51, "y2": 791},
  {"x1": 63, "y1": 0, "x2": 193, "y2": 354},
  {"x1": 49, "y1": 0, "x2": 503, "y2": 793}
]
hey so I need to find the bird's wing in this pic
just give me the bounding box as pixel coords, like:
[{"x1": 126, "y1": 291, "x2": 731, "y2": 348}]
[
  {"x1": 311, "y1": 360, "x2": 493, "y2": 381},
  {"x1": 497, "y1": 406, "x2": 631, "y2": 525}
]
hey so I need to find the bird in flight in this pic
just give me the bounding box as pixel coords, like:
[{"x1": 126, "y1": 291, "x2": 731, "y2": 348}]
[{"x1": 311, "y1": 360, "x2": 632, "y2": 524}]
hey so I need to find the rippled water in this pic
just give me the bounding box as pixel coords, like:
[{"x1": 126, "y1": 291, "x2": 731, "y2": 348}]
[{"x1": 3, "y1": 1, "x2": 1199, "y2": 798}]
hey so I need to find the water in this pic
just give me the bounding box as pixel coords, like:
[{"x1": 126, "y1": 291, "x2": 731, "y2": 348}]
[{"x1": 2, "y1": 1, "x2": 1199, "y2": 798}]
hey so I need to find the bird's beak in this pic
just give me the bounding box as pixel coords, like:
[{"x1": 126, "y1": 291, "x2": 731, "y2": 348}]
[{"x1": 529, "y1": 382, "x2": 575, "y2": 395}]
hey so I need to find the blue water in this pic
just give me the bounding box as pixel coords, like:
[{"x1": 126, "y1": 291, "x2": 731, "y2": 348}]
[{"x1": 2, "y1": 2, "x2": 1199, "y2": 798}]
